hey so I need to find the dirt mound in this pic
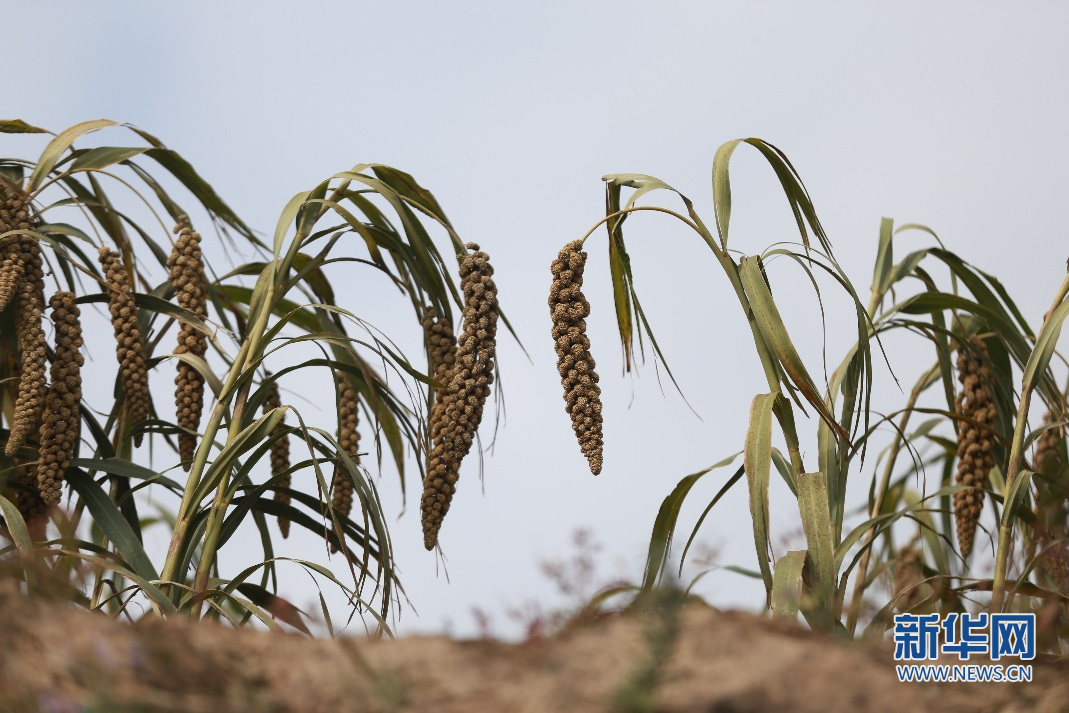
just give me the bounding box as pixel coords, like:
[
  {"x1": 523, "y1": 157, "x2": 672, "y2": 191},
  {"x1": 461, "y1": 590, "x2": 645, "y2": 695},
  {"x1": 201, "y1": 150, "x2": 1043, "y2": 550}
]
[{"x1": 0, "y1": 583, "x2": 1063, "y2": 712}]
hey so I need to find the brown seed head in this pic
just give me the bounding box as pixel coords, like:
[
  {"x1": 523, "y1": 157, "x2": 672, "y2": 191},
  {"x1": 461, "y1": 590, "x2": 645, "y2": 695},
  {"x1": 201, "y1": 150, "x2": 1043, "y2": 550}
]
[
  {"x1": 1035, "y1": 411, "x2": 1064, "y2": 476},
  {"x1": 98, "y1": 247, "x2": 151, "y2": 447},
  {"x1": 35, "y1": 291, "x2": 83, "y2": 505},
  {"x1": 422, "y1": 306, "x2": 458, "y2": 395},
  {"x1": 6, "y1": 232, "x2": 47, "y2": 457},
  {"x1": 0, "y1": 242, "x2": 24, "y2": 312},
  {"x1": 953, "y1": 336, "x2": 997, "y2": 559},
  {"x1": 13, "y1": 462, "x2": 49, "y2": 539},
  {"x1": 548, "y1": 239, "x2": 603, "y2": 476},
  {"x1": 892, "y1": 547, "x2": 924, "y2": 612},
  {"x1": 892, "y1": 546, "x2": 943, "y2": 613},
  {"x1": 262, "y1": 379, "x2": 292, "y2": 538},
  {"x1": 422, "y1": 305, "x2": 458, "y2": 502},
  {"x1": 421, "y1": 244, "x2": 498, "y2": 549},
  {"x1": 168, "y1": 217, "x2": 208, "y2": 469},
  {"x1": 0, "y1": 190, "x2": 33, "y2": 311},
  {"x1": 1042, "y1": 542, "x2": 1069, "y2": 594},
  {"x1": 1033, "y1": 411, "x2": 1069, "y2": 537},
  {"x1": 331, "y1": 371, "x2": 361, "y2": 552}
]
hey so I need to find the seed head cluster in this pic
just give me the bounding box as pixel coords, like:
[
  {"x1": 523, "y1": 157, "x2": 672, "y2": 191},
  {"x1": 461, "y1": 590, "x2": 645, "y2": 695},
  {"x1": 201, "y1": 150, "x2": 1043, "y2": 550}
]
[
  {"x1": 549, "y1": 239, "x2": 603, "y2": 476},
  {"x1": 331, "y1": 371, "x2": 361, "y2": 552},
  {"x1": 168, "y1": 217, "x2": 209, "y2": 470},
  {"x1": 1035, "y1": 411, "x2": 1064, "y2": 476},
  {"x1": 0, "y1": 236, "x2": 24, "y2": 314},
  {"x1": 421, "y1": 244, "x2": 498, "y2": 550},
  {"x1": 892, "y1": 547, "x2": 924, "y2": 612},
  {"x1": 0, "y1": 191, "x2": 33, "y2": 311},
  {"x1": 262, "y1": 379, "x2": 292, "y2": 538},
  {"x1": 1033, "y1": 411, "x2": 1069, "y2": 540},
  {"x1": 1042, "y1": 542, "x2": 1069, "y2": 594},
  {"x1": 35, "y1": 291, "x2": 83, "y2": 505},
  {"x1": 953, "y1": 336, "x2": 997, "y2": 559},
  {"x1": 3, "y1": 190, "x2": 48, "y2": 529},
  {"x1": 0, "y1": 246, "x2": 22, "y2": 313},
  {"x1": 98, "y1": 248, "x2": 150, "y2": 447},
  {"x1": 13, "y1": 462, "x2": 48, "y2": 534},
  {"x1": 422, "y1": 306, "x2": 458, "y2": 399},
  {"x1": 4, "y1": 192, "x2": 47, "y2": 457},
  {"x1": 422, "y1": 305, "x2": 458, "y2": 478}
]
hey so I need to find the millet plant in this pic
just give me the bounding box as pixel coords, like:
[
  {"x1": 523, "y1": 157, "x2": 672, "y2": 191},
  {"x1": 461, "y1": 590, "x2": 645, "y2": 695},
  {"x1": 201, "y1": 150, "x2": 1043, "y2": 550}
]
[
  {"x1": 0, "y1": 119, "x2": 503, "y2": 632},
  {"x1": 553, "y1": 139, "x2": 1069, "y2": 644}
]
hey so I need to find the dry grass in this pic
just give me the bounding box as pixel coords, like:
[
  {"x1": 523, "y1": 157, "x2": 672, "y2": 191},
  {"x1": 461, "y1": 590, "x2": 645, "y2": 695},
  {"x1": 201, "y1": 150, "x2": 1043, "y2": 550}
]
[{"x1": 3, "y1": 578, "x2": 1063, "y2": 713}]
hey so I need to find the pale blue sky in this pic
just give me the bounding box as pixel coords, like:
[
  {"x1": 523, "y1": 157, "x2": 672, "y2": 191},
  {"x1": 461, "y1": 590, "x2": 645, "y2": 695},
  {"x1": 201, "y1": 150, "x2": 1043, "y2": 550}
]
[{"x1": 7, "y1": 2, "x2": 1069, "y2": 636}]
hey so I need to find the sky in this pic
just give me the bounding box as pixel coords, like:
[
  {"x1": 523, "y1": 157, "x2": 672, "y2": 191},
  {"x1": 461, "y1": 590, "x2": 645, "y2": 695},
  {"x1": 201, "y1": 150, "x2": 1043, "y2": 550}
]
[{"x1": 6, "y1": 2, "x2": 1069, "y2": 638}]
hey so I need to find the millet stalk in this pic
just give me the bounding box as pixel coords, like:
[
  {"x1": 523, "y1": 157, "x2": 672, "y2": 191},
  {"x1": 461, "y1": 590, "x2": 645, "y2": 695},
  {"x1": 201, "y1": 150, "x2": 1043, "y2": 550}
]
[
  {"x1": 991, "y1": 270, "x2": 1069, "y2": 611},
  {"x1": 160, "y1": 274, "x2": 277, "y2": 601}
]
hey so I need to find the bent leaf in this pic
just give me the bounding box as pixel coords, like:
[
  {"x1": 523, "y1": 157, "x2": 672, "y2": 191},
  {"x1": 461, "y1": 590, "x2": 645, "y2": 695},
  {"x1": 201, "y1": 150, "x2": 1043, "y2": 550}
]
[{"x1": 745, "y1": 393, "x2": 777, "y2": 606}]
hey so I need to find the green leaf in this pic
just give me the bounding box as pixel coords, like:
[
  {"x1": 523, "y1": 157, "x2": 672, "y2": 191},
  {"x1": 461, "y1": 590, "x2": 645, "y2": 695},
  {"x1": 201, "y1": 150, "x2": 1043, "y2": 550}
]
[
  {"x1": 712, "y1": 138, "x2": 832, "y2": 256},
  {"x1": 871, "y1": 217, "x2": 895, "y2": 298},
  {"x1": 677, "y1": 465, "x2": 748, "y2": 574},
  {"x1": 640, "y1": 454, "x2": 742, "y2": 592},
  {"x1": 371, "y1": 164, "x2": 454, "y2": 231},
  {"x1": 771, "y1": 550, "x2": 806, "y2": 619},
  {"x1": 1003, "y1": 469, "x2": 1036, "y2": 526},
  {"x1": 890, "y1": 249, "x2": 930, "y2": 287},
  {"x1": 218, "y1": 284, "x2": 318, "y2": 334},
  {"x1": 67, "y1": 470, "x2": 160, "y2": 582},
  {"x1": 0, "y1": 164, "x2": 25, "y2": 186},
  {"x1": 190, "y1": 408, "x2": 287, "y2": 506},
  {"x1": 28, "y1": 119, "x2": 119, "y2": 191},
  {"x1": 69, "y1": 146, "x2": 148, "y2": 172},
  {"x1": 745, "y1": 392, "x2": 777, "y2": 606},
  {"x1": 0, "y1": 119, "x2": 49, "y2": 134},
  {"x1": 711, "y1": 140, "x2": 738, "y2": 249},
  {"x1": 1022, "y1": 289, "x2": 1069, "y2": 392},
  {"x1": 740, "y1": 257, "x2": 848, "y2": 440},
  {"x1": 71, "y1": 457, "x2": 183, "y2": 492},
  {"x1": 605, "y1": 181, "x2": 635, "y2": 370},
  {"x1": 796, "y1": 471, "x2": 836, "y2": 620},
  {"x1": 0, "y1": 495, "x2": 37, "y2": 587},
  {"x1": 143, "y1": 147, "x2": 256, "y2": 241}
]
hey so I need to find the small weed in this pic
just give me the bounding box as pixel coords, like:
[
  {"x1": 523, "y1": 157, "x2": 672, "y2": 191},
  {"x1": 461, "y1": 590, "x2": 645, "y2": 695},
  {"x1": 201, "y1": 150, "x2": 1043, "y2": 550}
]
[{"x1": 610, "y1": 585, "x2": 685, "y2": 713}]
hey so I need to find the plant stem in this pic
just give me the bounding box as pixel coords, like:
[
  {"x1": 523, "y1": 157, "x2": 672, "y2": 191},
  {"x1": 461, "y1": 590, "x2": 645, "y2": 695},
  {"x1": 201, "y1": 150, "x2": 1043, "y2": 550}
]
[
  {"x1": 159, "y1": 276, "x2": 277, "y2": 595},
  {"x1": 159, "y1": 360, "x2": 246, "y2": 589},
  {"x1": 991, "y1": 271, "x2": 1069, "y2": 611},
  {"x1": 191, "y1": 378, "x2": 252, "y2": 615},
  {"x1": 991, "y1": 383, "x2": 1034, "y2": 612},
  {"x1": 189, "y1": 278, "x2": 275, "y2": 610}
]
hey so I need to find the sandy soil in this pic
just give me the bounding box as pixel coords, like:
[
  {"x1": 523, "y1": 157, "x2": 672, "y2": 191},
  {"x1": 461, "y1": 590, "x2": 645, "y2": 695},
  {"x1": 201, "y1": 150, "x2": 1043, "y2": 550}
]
[{"x1": 0, "y1": 582, "x2": 1064, "y2": 713}]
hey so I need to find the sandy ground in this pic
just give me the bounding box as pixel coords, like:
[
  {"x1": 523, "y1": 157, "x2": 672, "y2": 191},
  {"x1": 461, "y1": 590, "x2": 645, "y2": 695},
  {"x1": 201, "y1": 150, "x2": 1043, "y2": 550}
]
[{"x1": 1, "y1": 582, "x2": 1065, "y2": 713}]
